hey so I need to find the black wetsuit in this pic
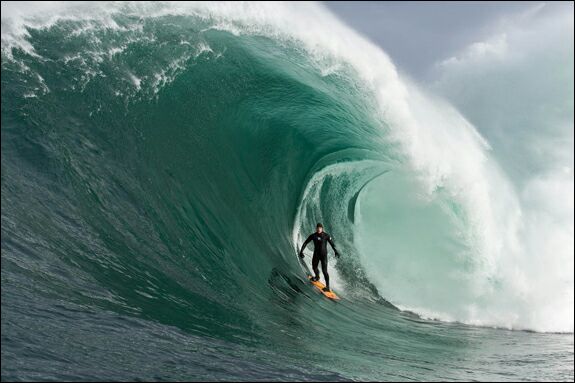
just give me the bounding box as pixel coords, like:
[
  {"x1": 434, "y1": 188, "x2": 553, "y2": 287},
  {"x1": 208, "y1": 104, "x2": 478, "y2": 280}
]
[{"x1": 300, "y1": 232, "x2": 337, "y2": 288}]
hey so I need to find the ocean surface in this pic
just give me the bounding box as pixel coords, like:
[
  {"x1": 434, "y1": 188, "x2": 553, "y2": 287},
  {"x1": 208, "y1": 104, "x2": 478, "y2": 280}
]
[{"x1": 2, "y1": 2, "x2": 573, "y2": 381}]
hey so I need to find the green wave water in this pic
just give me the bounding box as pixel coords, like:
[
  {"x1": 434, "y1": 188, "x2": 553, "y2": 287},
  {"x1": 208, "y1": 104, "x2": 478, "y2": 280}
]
[{"x1": 2, "y1": 2, "x2": 573, "y2": 381}]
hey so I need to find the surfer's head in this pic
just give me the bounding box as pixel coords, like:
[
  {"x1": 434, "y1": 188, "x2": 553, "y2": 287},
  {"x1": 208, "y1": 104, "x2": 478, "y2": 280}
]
[{"x1": 316, "y1": 223, "x2": 323, "y2": 233}]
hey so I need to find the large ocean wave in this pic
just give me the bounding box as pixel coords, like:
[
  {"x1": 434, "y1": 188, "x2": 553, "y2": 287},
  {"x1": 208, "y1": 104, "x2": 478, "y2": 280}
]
[{"x1": 2, "y1": 2, "x2": 573, "y2": 381}]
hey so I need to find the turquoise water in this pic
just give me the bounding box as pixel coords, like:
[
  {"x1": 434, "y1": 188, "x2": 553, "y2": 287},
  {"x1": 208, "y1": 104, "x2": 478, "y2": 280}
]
[{"x1": 2, "y1": 3, "x2": 573, "y2": 381}]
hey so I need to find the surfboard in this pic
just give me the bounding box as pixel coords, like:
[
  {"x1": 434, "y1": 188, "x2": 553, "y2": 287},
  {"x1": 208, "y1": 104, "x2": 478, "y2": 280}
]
[{"x1": 308, "y1": 275, "x2": 340, "y2": 300}]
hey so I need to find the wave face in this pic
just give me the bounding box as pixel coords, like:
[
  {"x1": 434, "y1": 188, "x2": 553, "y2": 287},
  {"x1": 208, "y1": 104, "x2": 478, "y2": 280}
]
[{"x1": 2, "y1": 2, "x2": 573, "y2": 381}]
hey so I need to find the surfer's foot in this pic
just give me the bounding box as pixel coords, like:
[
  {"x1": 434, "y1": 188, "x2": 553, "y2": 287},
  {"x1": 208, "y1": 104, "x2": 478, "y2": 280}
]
[
  {"x1": 311, "y1": 276, "x2": 320, "y2": 282},
  {"x1": 322, "y1": 286, "x2": 331, "y2": 292}
]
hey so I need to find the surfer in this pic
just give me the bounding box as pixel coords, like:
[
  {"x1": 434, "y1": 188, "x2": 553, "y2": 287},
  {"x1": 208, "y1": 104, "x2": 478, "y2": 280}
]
[{"x1": 299, "y1": 223, "x2": 339, "y2": 292}]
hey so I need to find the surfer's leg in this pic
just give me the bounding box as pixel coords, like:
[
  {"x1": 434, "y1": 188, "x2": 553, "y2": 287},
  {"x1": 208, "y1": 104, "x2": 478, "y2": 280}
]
[
  {"x1": 311, "y1": 254, "x2": 320, "y2": 281},
  {"x1": 320, "y1": 255, "x2": 329, "y2": 289}
]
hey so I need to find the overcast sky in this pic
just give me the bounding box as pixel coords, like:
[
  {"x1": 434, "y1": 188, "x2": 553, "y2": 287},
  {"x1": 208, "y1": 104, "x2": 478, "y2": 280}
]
[{"x1": 324, "y1": 1, "x2": 572, "y2": 80}]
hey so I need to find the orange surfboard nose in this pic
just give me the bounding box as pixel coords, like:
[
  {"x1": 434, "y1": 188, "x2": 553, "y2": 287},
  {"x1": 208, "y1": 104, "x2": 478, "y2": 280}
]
[{"x1": 308, "y1": 276, "x2": 340, "y2": 300}]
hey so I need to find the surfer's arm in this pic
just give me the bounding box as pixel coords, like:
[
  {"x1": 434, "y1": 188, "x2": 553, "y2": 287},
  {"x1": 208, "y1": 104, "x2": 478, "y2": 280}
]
[
  {"x1": 327, "y1": 235, "x2": 339, "y2": 258},
  {"x1": 299, "y1": 235, "x2": 313, "y2": 256}
]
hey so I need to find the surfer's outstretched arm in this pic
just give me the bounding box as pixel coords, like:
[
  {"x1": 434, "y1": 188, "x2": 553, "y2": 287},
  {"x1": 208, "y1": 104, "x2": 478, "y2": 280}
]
[{"x1": 299, "y1": 235, "x2": 313, "y2": 257}]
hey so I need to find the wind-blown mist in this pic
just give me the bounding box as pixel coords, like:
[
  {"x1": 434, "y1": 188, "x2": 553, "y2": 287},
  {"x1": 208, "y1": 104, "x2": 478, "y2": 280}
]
[{"x1": 431, "y1": 4, "x2": 574, "y2": 331}]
